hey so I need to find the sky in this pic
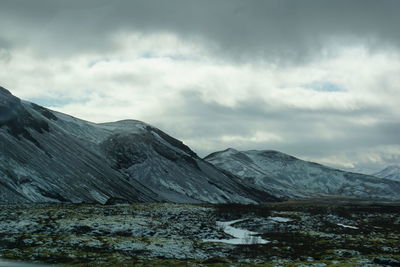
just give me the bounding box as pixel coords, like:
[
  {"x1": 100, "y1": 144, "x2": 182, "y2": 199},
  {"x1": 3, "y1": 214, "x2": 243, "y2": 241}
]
[{"x1": 0, "y1": 0, "x2": 399, "y2": 174}]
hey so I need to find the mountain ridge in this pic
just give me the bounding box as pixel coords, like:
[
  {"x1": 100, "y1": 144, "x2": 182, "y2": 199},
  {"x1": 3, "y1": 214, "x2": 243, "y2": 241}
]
[
  {"x1": 205, "y1": 148, "x2": 400, "y2": 199},
  {"x1": 0, "y1": 86, "x2": 277, "y2": 204},
  {"x1": 374, "y1": 165, "x2": 400, "y2": 182},
  {"x1": 1, "y1": 86, "x2": 399, "y2": 204}
]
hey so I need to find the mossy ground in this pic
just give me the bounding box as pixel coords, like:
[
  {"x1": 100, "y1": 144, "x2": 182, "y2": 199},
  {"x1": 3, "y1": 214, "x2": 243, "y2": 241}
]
[{"x1": 0, "y1": 200, "x2": 399, "y2": 266}]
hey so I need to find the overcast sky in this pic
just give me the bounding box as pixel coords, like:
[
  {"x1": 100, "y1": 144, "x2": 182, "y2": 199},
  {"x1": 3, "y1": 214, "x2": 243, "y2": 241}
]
[{"x1": 1, "y1": 0, "x2": 399, "y2": 173}]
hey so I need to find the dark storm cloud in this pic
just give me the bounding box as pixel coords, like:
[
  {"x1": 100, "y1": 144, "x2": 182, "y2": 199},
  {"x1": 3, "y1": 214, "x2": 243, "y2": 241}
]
[{"x1": 1, "y1": 0, "x2": 400, "y2": 61}]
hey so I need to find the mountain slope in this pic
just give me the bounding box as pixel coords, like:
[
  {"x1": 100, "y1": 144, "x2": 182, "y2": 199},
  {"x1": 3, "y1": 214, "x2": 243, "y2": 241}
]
[
  {"x1": 374, "y1": 166, "x2": 400, "y2": 182},
  {"x1": 0, "y1": 87, "x2": 276, "y2": 204},
  {"x1": 0, "y1": 87, "x2": 160, "y2": 204},
  {"x1": 97, "y1": 121, "x2": 276, "y2": 203},
  {"x1": 205, "y1": 148, "x2": 400, "y2": 199}
]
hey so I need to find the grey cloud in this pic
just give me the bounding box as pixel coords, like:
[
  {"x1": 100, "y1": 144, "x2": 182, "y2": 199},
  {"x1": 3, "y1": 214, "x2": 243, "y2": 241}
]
[
  {"x1": 0, "y1": 37, "x2": 11, "y2": 63},
  {"x1": 1, "y1": 0, "x2": 400, "y2": 62},
  {"x1": 153, "y1": 91, "x2": 399, "y2": 166},
  {"x1": 0, "y1": 49, "x2": 11, "y2": 63},
  {"x1": 1, "y1": 0, "x2": 398, "y2": 173},
  {"x1": 0, "y1": 37, "x2": 11, "y2": 49}
]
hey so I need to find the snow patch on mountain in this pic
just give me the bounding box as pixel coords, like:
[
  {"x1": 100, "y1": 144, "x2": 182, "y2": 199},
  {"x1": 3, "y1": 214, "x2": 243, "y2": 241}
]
[
  {"x1": 0, "y1": 87, "x2": 277, "y2": 204},
  {"x1": 205, "y1": 148, "x2": 400, "y2": 199},
  {"x1": 373, "y1": 166, "x2": 400, "y2": 182}
]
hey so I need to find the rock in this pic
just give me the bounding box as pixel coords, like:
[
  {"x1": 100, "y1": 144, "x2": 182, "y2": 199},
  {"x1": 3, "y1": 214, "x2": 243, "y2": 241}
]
[
  {"x1": 332, "y1": 249, "x2": 360, "y2": 258},
  {"x1": 373, "y1": 257, "x2": 400, "y2": 266},
  {"x1": 381, "y1": 246, "x2": 395, "y2": 253}
]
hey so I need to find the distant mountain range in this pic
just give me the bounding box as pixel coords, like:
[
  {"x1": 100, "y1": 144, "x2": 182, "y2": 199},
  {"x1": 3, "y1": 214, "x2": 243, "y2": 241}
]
[
  {"x1": 205, "y1": 148, "x2": 400, "y2": 199},
  {"x1": 1, "y1": 86, "x2": 399, "y2": 204},
  {"x1": 373, "y1": 166, "x2": 400, "y2": 182}
]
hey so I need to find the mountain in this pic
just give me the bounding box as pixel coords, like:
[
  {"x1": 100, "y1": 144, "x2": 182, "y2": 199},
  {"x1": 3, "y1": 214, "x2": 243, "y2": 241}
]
[
  {"x1": 0, "y1": 87, "x2": 160, "y2": 204},
  {"x1": 0, "y1": 86, "x2": 276, "y2": 204},
  {"x1": 373, "y1": 166, "x2": 400, "y2": 182},
  {"x1": 98, "y1": 121, "x2": 276, "y2": 204},
  {"x1": 205, "y1": 148, "x2": 400, "y2": 199},
  {"x1": 3, "y1": 86, "x2": 397, "y2": 204}
]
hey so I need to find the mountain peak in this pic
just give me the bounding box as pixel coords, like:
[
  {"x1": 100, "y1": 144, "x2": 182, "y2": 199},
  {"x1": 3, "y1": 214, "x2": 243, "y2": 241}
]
[
  {"x1": 224, "y1": 147, "x2": 239, "y2": 153},
  {"x1": 206, "y1": 148, "x2": 400, "y2": 199},
  {"x1": 246, "y1": 149, "x2": 299, "y2": 161},
  {"x1": 385, "y1": 165, "x2": 400, "y2": 170},
  {"x1": 100, "y1": 119, "x2": 149, "y2": 133},
  {"x1": 0, "y1": 86, "x2": 12, "y2": 96},
  {"x1": 0, "y1": 86, "x2": 22, "y2": 125},
  {"x1": 374, "y1": 165, "x2": 400, "y2": 182},
  {"x1": 0, "y1": 86, "x2": 19, "y2": 105},
  {"x1": 203, "y1": 147, "x2": 240, "y2": 161}
]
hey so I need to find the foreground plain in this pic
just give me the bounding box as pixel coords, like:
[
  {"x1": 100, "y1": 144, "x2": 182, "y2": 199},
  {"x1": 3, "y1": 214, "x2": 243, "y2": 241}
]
[{"x1": 0, "y1": 199, "x2": 399, "y2": 266}]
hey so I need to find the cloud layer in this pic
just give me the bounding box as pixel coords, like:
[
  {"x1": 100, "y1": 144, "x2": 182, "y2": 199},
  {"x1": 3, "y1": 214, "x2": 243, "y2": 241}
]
[{"x1": 1, "y1": 0, "x2": 399, "y2": 173}]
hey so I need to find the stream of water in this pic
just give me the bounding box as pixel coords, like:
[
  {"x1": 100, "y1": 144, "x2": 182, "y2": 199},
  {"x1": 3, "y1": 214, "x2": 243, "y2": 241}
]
[{"x1": 203, "y1": 219, "x2": 270, "y2": 245}]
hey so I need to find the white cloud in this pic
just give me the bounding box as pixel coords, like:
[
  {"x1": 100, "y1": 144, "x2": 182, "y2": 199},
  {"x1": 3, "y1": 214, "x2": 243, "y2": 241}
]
[{"x1": 1, "y1": 32, "x2": 399, "y2": 172}]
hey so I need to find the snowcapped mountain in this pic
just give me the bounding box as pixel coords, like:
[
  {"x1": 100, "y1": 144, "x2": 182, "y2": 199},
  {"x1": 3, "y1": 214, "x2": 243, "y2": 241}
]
[
  {"x1": 2, "y1": 86, "x2": 398, "y2": 204},
  {"x1": 205, "y1": 148, "x2": 400, "y2": 199},
  {"x1": 373, "y1": 166, "x2": 400, "y2": 182},
  {"x1": 0, "y1": 87, "x2": 160, "y2": 204},
  {"x1": 0, "y1": 87, "x2": 276, "y2": 204},
  {"x1": 98, "y1": 120, "x2": 276, "y2": 204}
]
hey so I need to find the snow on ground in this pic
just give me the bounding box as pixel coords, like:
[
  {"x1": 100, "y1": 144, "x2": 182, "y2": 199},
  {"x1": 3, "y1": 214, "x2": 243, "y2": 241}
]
[
  {"x1": 203, "y1": 219, "x2": 269, "y2": 245},
  {"x1": 337, "y1": 223, "x2": 359, "y2": 229},
  {"x1": 268, "y1": 216, "x2": 293, "y2": 222},
  {"x1": 0, "y1": 220, "x2": 39, "y2": 234},
  {"x1": 1, "y1": 203, "x2": 400, "y2": 266}
]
